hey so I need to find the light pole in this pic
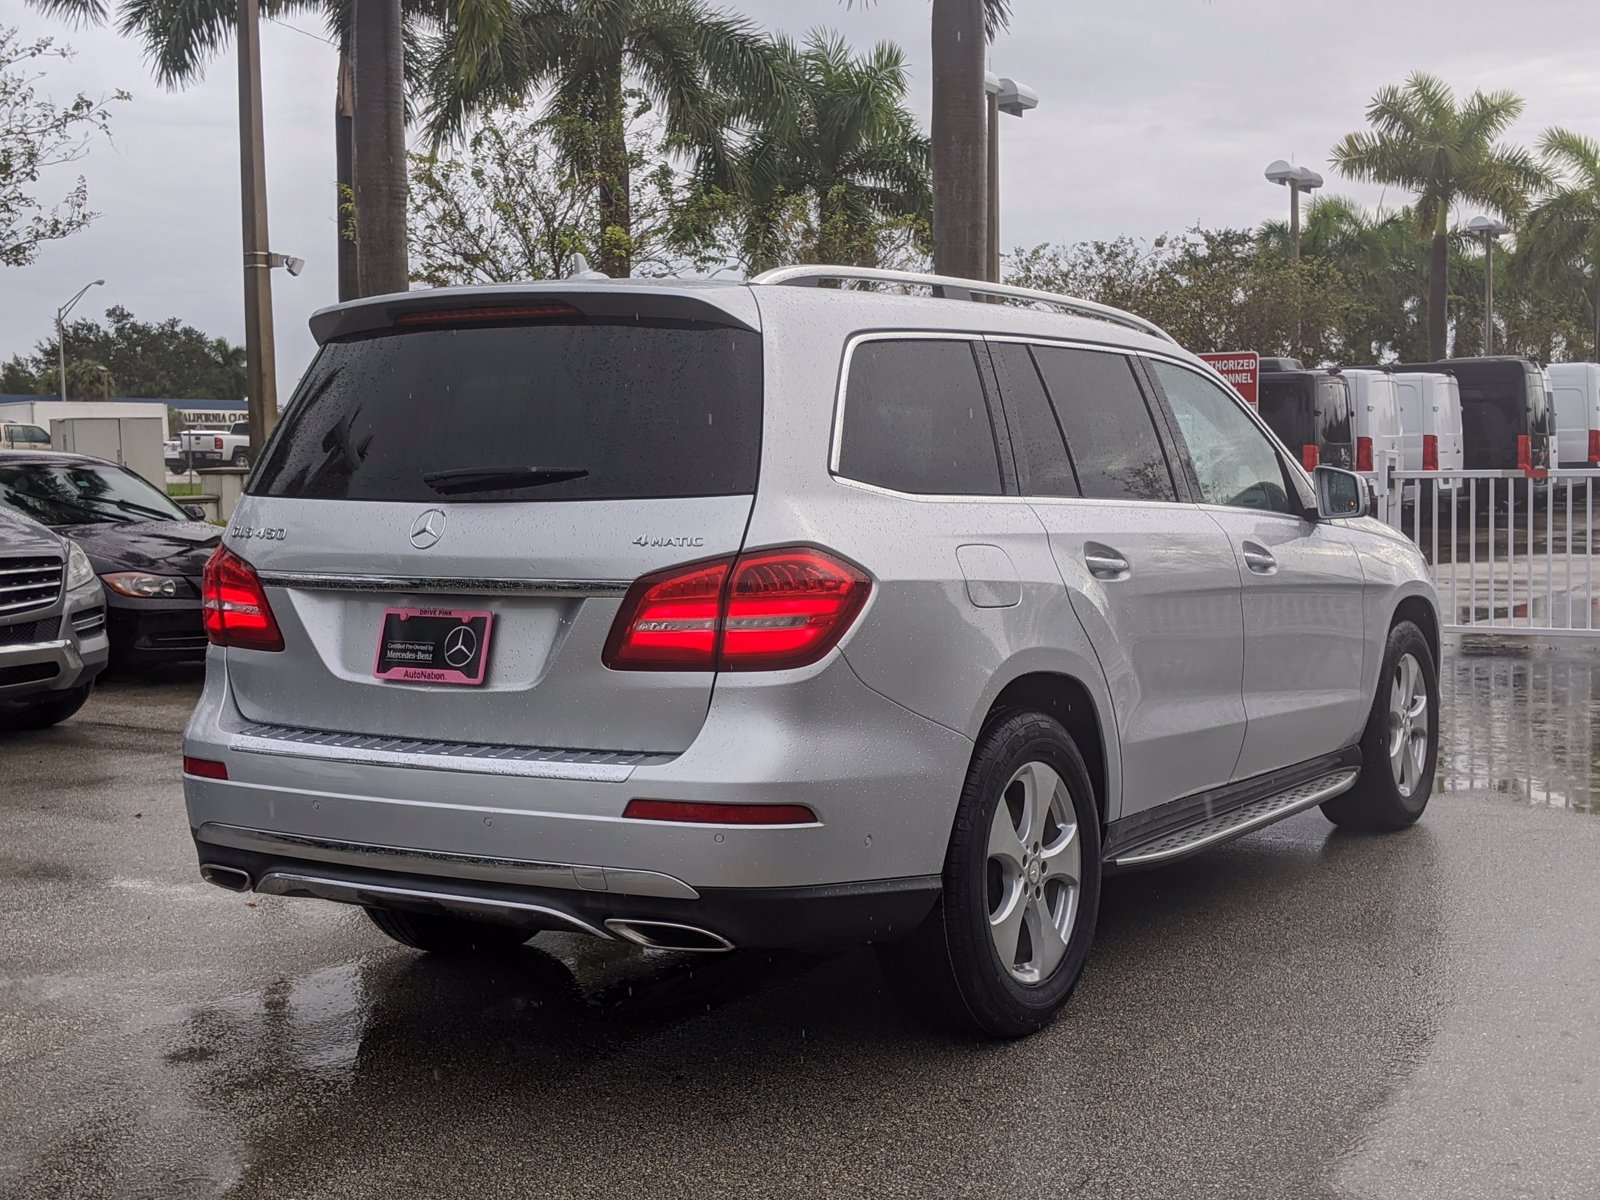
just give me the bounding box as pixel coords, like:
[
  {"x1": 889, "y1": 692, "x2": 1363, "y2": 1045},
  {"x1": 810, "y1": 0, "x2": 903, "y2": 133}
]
[
  {"x1": 1264, "y1": 161, "x2": 1323, "y2": 264},
  {"x1": 55, "y1": 279, "x2": 104, "y2": 402},
  {"x1": 1468, "y1": 215, "x2": 1511, "y2": 355},
  {"x1": 237, "y1": 0, "x2": 279, "y2": 454},
  {"x1": 985, "y1": 73, "x2": 1038, "y2": 282}
]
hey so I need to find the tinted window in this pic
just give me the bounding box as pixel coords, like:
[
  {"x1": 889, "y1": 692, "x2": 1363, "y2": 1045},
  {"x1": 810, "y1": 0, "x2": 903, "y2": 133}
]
[
  {"x1": 1317, "y1": 377, "x2": 1353, "y2": 445},
  {"x1": 6, "y1": 425, "x2": 50, "y2": 446},
  {"x1": 989, "y1": 342, "x2": 1077, "y2": 496},
  {"x1": 1527, "y1": 366, "x2": 1553, "y2": 436},
  {"x1": 838, "y1": 339, "x2": 1002, "y2": 495},
  {"x1": 0, "y1": 460, "x2": 188, "y2": 526},
  {"x1": 1259, "y1": 377, "x2": 1312, "y2": 451},
  {"x1": 1031, "y1": 347, "x2": 1176, "y2": 502},
  {"x1": 253, "y1": 320, "x2": 762, "y2": 502},
  {"x1": 1151, "y1": 361, "x2": 1295, "y2": 514}
]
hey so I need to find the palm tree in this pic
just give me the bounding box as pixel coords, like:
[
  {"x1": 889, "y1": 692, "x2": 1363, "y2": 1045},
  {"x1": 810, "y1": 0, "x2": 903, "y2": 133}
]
[
  {"x1": 1521, "y1": 127, "x2": 1600, "y2": 357},
  {"x1": 727, "y1": 33, "x2": 929, "y2": 273},
  {"x1": 425, "y1": 0, "x2": 786, "y2": 278},
  {"x1": 26, "y1": 0, "x2": 425, "y2": 298},
  {"x1": 845, "y1": 0, "x2": 1010, "y2": 280},
  {"x1": 1332, "y1": 73, "x2": 1544, "y2": 360}
]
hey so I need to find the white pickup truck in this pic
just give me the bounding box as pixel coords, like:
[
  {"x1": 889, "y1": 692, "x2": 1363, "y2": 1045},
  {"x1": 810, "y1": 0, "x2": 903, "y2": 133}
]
[{"x1": 180, "y1": 421, "x2": 251, "y2": 468}]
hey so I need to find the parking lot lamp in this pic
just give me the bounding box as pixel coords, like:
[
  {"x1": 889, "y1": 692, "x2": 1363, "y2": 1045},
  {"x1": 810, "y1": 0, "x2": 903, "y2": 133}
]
[
  {"x1": 986, "y1": 73, "x2": 1039, "y2": 282},
  {"x1": 1264, "y1": 161, "x2": 1323, "y2": 265},
  {"x1": 55, "y1": 279, "x2": 104, "y2": 403},
  {"x1": 1468, "y1": 216, "x2": 1511, "y2": 354}
]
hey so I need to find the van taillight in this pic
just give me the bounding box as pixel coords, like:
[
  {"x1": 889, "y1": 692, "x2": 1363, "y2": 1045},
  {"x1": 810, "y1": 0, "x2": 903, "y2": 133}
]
[
  {"x1": 1422, "y1": 434, "x2": 1439, "y2": 471},
  {"x1": 1356, "y1": 436, "x2": 1373, "y2": 472},
  {"x1": 202, "y1": 546, "x2": 284, "y2": 651},
  {"x1": 1590, "y1": 428, "x2": 1600, "y2": 466},
  {"x1": 604, "y1": 547, "x2": 871, "y2": 672},
  {"x1": 1301, "y1": 444, "x2": 1319, "y2": 471},
  {"x1": 1517, "y1": 434, "x2": 1532, "y2": 472}
]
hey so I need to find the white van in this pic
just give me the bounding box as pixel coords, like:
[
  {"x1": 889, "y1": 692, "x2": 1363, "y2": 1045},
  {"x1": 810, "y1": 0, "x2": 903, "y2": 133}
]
[
  {"x1": 1393, "y1": 372, "x2": 1465, "y2": 497},
  {"x1": 1343, "y1": 369, "x2": 1404, "y2": 479},
  {"x1": 1546, "y1": 363, "x2": 1600, "y2": 469}
]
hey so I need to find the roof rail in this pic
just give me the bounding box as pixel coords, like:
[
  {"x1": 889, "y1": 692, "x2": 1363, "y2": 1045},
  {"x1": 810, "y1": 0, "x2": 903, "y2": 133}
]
[{"x1": 750, "y1": 264, "x2": 1177, "y2": 344}]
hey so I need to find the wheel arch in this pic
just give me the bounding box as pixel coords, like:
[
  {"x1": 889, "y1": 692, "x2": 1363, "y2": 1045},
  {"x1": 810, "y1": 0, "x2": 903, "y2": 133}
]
[
  {"x1": 1391, "y1": 592, "x2": 1440, "y2": 665},
  {"x1": 981, "y1": 670, "x2": 1114, "y2": 829}
]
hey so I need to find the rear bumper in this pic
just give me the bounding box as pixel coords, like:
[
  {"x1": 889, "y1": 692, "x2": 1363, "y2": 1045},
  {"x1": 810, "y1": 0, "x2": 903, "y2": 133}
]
[
  {"x1": 191, "y1": 830, "x2": 940, "y2": 949},
  {"x1": 183, "y1": 649, "x2": 972, "y2": 942}
]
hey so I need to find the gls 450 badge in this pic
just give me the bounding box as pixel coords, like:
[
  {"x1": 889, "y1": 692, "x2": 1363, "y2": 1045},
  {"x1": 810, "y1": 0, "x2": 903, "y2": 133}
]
[
  {"x1": 633, "y1": 535, "x2": 705, "y2": 548},
  {"x1": 229, "y1": 525, "x2": 286, "y2": 541}
]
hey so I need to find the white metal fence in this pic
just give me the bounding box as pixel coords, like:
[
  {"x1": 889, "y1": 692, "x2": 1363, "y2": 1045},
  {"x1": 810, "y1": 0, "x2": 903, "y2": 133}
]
[{"x1": 1380, "y1": 468, "x2": 1600, "y2": 637}]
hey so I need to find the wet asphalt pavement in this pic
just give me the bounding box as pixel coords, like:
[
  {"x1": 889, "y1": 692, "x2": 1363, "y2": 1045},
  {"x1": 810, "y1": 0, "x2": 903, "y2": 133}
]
[{"x1": 4, "y1": 646, "x2": 1600, "y2": 1199}]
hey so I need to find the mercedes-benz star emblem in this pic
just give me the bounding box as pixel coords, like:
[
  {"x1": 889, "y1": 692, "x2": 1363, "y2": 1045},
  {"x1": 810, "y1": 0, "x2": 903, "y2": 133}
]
[
  {"x1": 409, "y1": 508, "x2": 447, "y2": 549},
  {"x1": 442, "y1": 625, "x2": 477, "y2": 668}
]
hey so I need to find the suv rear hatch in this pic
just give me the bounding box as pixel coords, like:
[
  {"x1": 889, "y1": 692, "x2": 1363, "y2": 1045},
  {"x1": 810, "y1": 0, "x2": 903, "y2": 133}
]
[{"x1": 227, "y1": 288, "x2": 762, "y2": 754}]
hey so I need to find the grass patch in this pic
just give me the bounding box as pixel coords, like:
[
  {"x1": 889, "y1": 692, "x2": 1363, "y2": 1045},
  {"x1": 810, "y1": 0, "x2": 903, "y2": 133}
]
[{"x1": 167, "y1": 483, "x2": 201, "y2": 497}]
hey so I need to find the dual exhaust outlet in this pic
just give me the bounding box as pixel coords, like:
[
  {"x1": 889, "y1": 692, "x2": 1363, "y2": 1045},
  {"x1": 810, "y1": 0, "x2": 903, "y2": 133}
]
[{"x1": 198, "y1": 863, "x2": 734, "y2": 953}]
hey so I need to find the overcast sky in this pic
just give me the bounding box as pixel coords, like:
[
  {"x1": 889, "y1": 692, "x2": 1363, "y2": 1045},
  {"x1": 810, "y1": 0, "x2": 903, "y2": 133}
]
[{"x1": 6, "y1": 0, "x2": 1600, "y2": 387}]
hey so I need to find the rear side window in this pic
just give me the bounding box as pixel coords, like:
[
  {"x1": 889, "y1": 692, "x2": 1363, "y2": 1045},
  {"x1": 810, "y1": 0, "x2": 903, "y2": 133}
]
[
  {"x1": 988, "y1": 342, "x2": 1078, "y2": 497},
  {"x1": 253, "y1": 320, "x2": 762, "y2": 502},
  {"x1": 1031, "y1": 347, "x2": 1177, "y2": 502},
  {"x1": 837, "y1": 339, "x2": 1002, "y2": 495}
]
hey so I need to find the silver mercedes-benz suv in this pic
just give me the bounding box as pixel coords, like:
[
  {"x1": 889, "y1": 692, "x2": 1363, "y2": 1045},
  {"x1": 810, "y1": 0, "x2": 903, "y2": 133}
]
[{"x1": 184, "y1": 267, "x2": 1440, "y2": 1036}]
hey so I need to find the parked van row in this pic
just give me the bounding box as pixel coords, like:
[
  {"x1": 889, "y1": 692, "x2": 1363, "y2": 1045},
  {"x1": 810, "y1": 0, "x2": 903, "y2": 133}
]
[{"x1": 1256, "y1": 356, "x2": 1597, "y2": 504}]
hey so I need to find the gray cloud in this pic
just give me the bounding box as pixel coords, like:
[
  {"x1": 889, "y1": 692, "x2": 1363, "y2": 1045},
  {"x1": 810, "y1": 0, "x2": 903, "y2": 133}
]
[{"x1": 4, "y1": 0, "x2": 1598, "y2": 386}]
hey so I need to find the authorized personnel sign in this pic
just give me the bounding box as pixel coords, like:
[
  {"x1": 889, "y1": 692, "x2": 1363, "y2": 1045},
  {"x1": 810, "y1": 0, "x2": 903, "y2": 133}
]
[{"x1": 1199, "y1": 351, "x2": 1260, "y2": 405}]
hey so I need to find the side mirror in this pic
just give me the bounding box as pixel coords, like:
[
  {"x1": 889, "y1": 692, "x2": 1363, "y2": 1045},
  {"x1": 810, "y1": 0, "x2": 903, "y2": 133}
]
[
  {"x1": 183, "y1": 504, "x2": 207, "y2": 521},
  {"x1": 1313, "y1": 465, "x2": 1370, "y2": 520}
]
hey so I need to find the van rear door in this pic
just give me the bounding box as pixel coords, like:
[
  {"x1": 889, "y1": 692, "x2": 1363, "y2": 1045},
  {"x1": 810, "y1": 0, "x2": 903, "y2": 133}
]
[{"x1": 225, "y1": 293, "x2": 762, "y2": 754}]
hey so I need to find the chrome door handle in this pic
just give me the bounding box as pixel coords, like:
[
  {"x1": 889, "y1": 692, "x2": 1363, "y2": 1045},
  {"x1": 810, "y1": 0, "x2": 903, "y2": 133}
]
[
  {"x1": 1242, "y1": 542, "x2": 1277, "y2": 575},
  {"x1": 1084, "y1": 544, "x2": 1130, "y2": 579}
]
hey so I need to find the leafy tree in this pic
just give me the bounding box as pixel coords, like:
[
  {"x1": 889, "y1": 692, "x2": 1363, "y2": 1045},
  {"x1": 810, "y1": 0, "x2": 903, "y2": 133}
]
[
  {"x1": 0, "y1": 26, "x2": 125, "y2": 266},
  {"x1": 1006, "y1": 229, "x2": 1352, "y2": 364},
  {"x1": 717, "y1": 32, "x2": 929, "y2": 273},
  {"x1": 1331, "y1": 73, "x2": 1544, "y2": 360},
  {"x1": 409, "y1": 101, "x2": 728, "y2": 285},
  {"x1": 423, "y1": 0, "x2": 787, "y2": 278},
  {"x1": 3, "y1": 306, "x2": 247, "y2": 399},
  {"x1": 1519, "y1": 128, "x2": 1600, "y2": 357}
]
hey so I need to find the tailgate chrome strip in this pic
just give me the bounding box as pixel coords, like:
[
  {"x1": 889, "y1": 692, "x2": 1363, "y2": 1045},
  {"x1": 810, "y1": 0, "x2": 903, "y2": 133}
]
[{"x1": 256, "y1": 571, "x2": 628, "y2": 597}]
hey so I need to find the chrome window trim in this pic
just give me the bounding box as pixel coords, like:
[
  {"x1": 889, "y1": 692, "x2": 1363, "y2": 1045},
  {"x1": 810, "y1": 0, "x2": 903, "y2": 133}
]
[{"x1": 256, "y1": 571, "x2": 628, "y2": 597}]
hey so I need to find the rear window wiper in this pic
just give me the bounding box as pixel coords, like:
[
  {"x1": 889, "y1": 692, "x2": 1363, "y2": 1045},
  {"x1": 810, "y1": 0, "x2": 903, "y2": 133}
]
[{"x1": 421, "y1": 466, "x2": 590, "y2": 496}]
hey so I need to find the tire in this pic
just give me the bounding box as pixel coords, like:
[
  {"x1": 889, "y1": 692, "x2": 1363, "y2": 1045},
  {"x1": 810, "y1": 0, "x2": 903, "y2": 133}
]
[
  {"x1": 364, "y1": 906, "x2": 532, "y2": 954},
  {"x1": 231, "y1": 451, "x2": 250, "y2": 468},
  {"x1": 0, "y1": 683, "x2": 93, "y2": 731},
  {"x1": 878, "y1": 711, "x2": 1102, "y2": 1038},
  {"x1": 1321, "y1": 620, "x2": 1438, "y2": 831}
]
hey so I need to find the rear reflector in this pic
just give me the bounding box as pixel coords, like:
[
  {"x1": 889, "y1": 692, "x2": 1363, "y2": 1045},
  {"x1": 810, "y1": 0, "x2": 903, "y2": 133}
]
[
  {"x1": 1422, "y1": 433, "x2": 1439, "y2": 472},
  {"x1": 202, "y1": 545, "x2": 284, "y2": 652},
  {"x1": 394, "y1": 304, "x2": 579, "y2": 327},
  {"x1": 183, "y1": 756, "x2": 228, "y2": 780},
  {"x1": 604, "y1": 545, "x2": 870, "y2": 672},
  {"x1": 1356, "y1": 436, "x2": 1373, "y2": 472},
  {"x1": 1301, "y1": 444, "x2": 1319, "y2": 471},
  {"x1": 622, "y1": 799, "x2": 818, "y2": 825}
]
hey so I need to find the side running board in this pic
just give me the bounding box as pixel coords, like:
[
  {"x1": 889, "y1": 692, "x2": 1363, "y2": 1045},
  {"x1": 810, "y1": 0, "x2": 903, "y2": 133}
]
[{"x1": 1107, "y1": 768, "x2": 1360, "y2": 869}]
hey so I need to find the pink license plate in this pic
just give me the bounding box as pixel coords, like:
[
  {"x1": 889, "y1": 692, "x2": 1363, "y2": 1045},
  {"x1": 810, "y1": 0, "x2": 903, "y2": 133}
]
[{"x1": 373, "y1": 607, "x2": 494, "y2": 686}]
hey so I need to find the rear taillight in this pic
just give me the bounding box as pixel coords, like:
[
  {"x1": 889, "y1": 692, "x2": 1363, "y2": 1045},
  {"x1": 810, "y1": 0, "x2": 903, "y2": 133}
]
[
  {"x1": 213, "y1": 436, "x2": 224, "y2": 451},
  {"x1": 604, "y1": 546, "x2": 871, "y2": 672},
  {"x1": 1356, "y1": 436, "x2": 1373, "y2": 472},
  {"x1": 202, "y1": 545, "x2": 284, "y2": 651},
  {"x1": 1422, "y1": 434, "x2": 1439, "y2": 471},
  {"x1": 1589, "y1": 428, "x2": 1600, "y2": 466},
  {"x1": 1302, "y1": 444, "x2": 1319, "y2": 471},
  {"x1": 1517, "y1": 434, "x2": 1532, "y2": 472}
]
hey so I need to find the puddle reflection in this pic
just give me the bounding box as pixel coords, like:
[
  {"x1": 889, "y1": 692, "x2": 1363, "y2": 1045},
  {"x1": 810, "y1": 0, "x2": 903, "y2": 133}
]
[{"x1": 1439, "y1": 642, "x2": 1600, "y2": 812}]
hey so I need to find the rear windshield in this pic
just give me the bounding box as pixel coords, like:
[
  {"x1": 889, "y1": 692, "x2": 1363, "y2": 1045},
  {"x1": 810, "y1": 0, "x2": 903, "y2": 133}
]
[
  {"x1": 252, "y1": 320, "x2": 762, "y2": 502},
  {"x1": 1316, "y1": 378, "x2": 1353, "y2": 445},
  {"x1": 1259, "y1": 378, "x2": 1311, "y2": 448}
]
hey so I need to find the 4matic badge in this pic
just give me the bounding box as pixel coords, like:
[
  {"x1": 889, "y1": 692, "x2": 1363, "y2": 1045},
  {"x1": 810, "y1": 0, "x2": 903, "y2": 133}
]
[{"x1": 633, "y1": 535, "x2": 706, "y2": 548}]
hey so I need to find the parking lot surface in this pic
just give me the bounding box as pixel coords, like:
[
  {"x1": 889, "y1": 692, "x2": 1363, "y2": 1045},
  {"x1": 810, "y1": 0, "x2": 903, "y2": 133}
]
[{"x1": 4, "y1": 645, "x2": 1599, "y2": 1199}]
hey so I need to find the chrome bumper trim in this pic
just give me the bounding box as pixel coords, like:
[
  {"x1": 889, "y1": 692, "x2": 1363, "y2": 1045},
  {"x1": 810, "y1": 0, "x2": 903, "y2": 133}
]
[
  {"x1": 197, "y1": 822, "x2": 701, "y2": 900},
  {"x1": 229, "y1": 721, "x2": 674, "y2": 783},
  {"x1": 253, "y1": 870, "x2": 615, "y2": 939}
]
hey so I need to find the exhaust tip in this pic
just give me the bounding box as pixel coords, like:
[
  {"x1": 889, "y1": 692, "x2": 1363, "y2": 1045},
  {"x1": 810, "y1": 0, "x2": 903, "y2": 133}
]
[
  {"x1": 604, "y1": 918, "x2": 734, "y2": 953},
  {"x1": 200, "y1": 864, "x2": 252, "y2": 893}
]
